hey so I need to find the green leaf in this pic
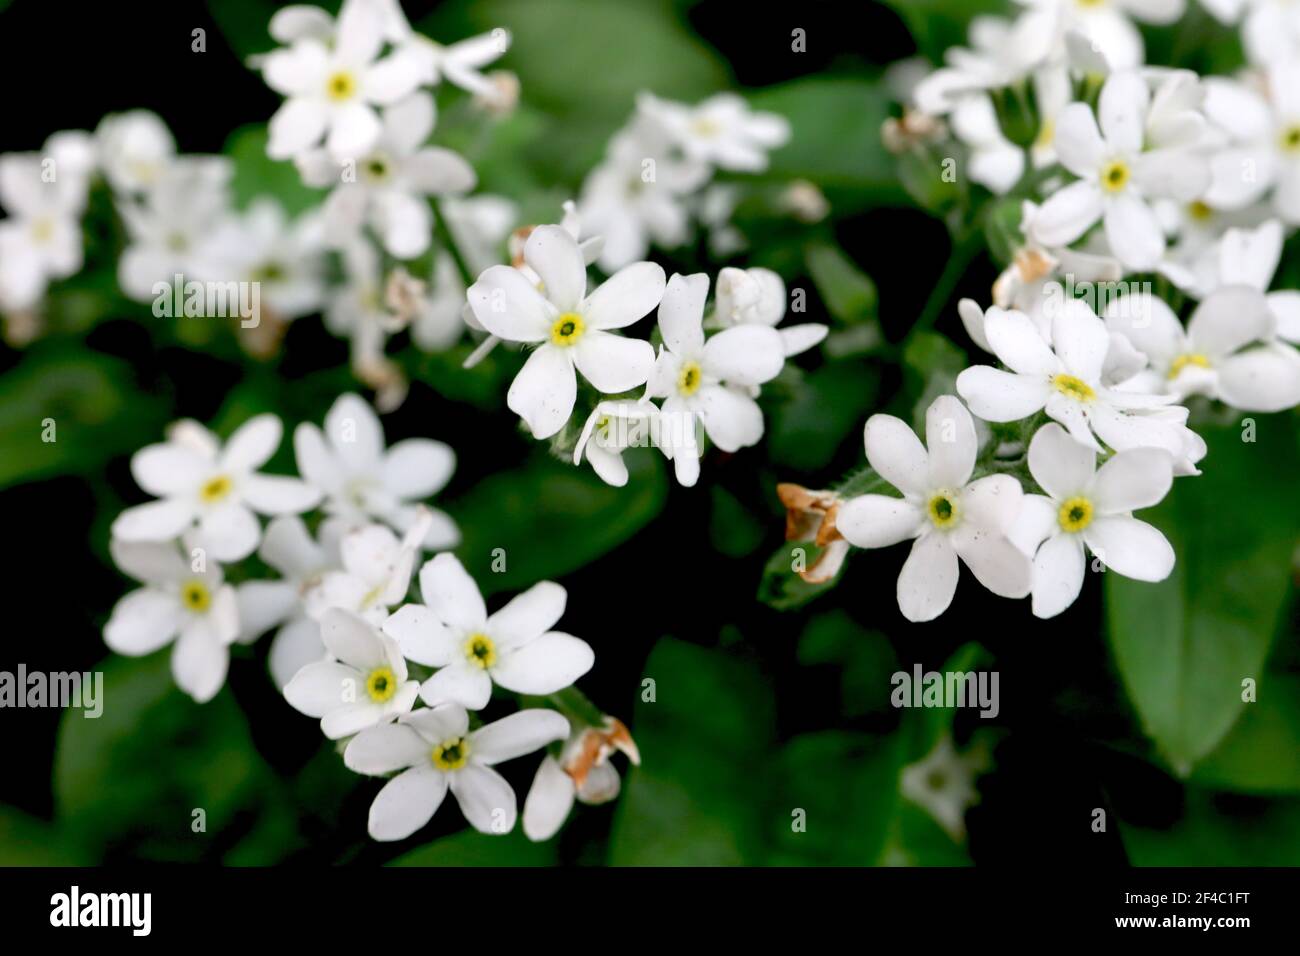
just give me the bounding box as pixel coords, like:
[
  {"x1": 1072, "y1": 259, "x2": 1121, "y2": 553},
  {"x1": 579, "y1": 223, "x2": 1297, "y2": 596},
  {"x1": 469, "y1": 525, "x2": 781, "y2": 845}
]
[
  {"x1": 902, "y1": 331, "x2": 967, "y2": 433},
  {"x1": 0, "y1": 806, "x2": 88, "y2": 866},
  {"x1": 758, "y1": 541, "x2": 842, "y2": 611},
  {"x1": 748, "y1": 77, "x2": 903, "y2": 211},
  {"x1": 805, "y1": 241, "x2": 877, "y2": 323},
  {"x1": 607, "y1": 638, "x2": 775, "y2": 865},
  {"x1": 1120, "y1": 792, "x2": 1300, "y2": 866},
  {"x1": 389, "y1": 828, "x2": 556, "y2": 866},
  {"x1": 877, "y1": 0, "x2": 1006, "y2": 62},
  {"x1": 1106, "y1": 419, "x2": 1300, "y2": 775},
  {"x1": 225, "y1": 124, "x2": 323, "y2": 216},
  {"x1": 1192, "y1": 675, "x2": 1300, "y2": 794},
  {"x1": 450, "y1": 448, "x2": 667, "y2": 596},
  {"x1": 54, "y1": 655, "x2": 270, "y2": 862},
  {"x1": 768, "y1": 360, "x2": 879, "y2": 471},
  {"x1": 0, "y1": 348, "x2": 167, "y2": 491}
]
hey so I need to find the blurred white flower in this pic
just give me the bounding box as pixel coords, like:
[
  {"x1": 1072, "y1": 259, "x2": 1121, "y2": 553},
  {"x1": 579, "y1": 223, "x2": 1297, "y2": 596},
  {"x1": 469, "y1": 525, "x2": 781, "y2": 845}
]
[
  {"x1": 637, "y1": 92, "x2": 790, "y2": 172},
  {"x1": 301, "y1": 513, "x2": 429, "y2": 627},
  {"x1": 95, "y1": 110, "x2": 175, "y2": 194},
  {"x1": 900, "y1": 733, "x2": 990, "y2": 841},
  {"x1": 105, "y1": 539, "x2": 240, "y2": 703},
  {"x1": 206, "y1": 199, "x2": 328, "y2": 320},
  {"x1": 382, "y1": 553, "x2": 595, "y2": 709}
]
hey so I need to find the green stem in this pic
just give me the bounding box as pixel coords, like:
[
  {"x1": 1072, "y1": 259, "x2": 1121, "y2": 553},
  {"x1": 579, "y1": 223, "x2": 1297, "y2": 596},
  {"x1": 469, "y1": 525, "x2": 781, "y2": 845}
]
[
  {"x1": 904, "y1": 226, "x2": 982, "y2": 347},
  {"x1": 430, "y1": 198, "x2": 476, "y2": 290}
]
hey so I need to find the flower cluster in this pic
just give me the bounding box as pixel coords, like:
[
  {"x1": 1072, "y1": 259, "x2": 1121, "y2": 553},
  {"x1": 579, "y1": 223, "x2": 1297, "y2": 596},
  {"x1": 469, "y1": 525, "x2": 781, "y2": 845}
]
[
  {"x1": 101, "y1": 391, "x2": 632, "y2": 842},
  {"x1": 786, "y1": 3, "x2": 1300, "y2": 622}
]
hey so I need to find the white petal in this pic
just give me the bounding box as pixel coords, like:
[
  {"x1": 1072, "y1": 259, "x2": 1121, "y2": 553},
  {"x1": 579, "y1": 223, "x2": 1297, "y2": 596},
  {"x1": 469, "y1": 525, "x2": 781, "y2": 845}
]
[
  {"x1": 327, "y1": 102, "x2": 383, "y2": 160},
  {"x1": 508, "y1": 345, "x2": 577, "y2": 439},
  {"x1": 267, "y1": 98, "x2": 328, "y2": 160},
  {"x1": 130, "y1": 444, "x2": 209, "y2": 497},
  {"x1": 259, "y1": 514, "x2": 325, "y2": 578},
  {"x1": 471, "y1": 709, "x2": 570, "y2": 765},
  {"x1": 419, "y1": 553, "x2": 487, "y2": 632},
  {"x1": 382, "y1": 439, "x2": 455, "y2": 500},
  {"x1": 284, "y1": 660, "x2": 359, "y2": 717},
  {"x1": 896, "y1": 533, "x2": 959, "y2": 622},
  {"x1": 694, "y1": 385, "x2": 764, "y2": 452},
  {"x1": 319, "y1": 607, "x2": 388, "y2": 670},
  {"x1": 1103, "y1": 194, "x2": 1164, "y2": 272},
  {"x1": 109, "y1": 538, "x2": 186, "y2": 584},
  {"x1": 657, "y1": 272, "x2": 708, "y2": 355},
  {"x1": 171, "y1": 623, "x2": 229, "y2": 703},
  {"x1": 956, "y1": 367, "x2": 1050, "y2": 422},
  {"x1": 1098, "y1": 71, "x2": 1148, "y2": 155},
  {"x1": 985, "y1": 307, "x2": 1060, "y2": 377},
  {"x1": 1053, "y1": 102, "x2": 1107, "y2": 178},
  {"x1": 572, "y1": 331, "x2": 655, "y2": 393},
  {"x1": 1050, "y1": 298, "x2": 1109, "y2": 383},
  {"x1": 1032, "y1": 180, "x2": 1103, "y2": 248},
  {"x1": 1083, "y1": 515, "x2": 1174, "y2": 581},
  {"x1": 382, "y1": 602, "x2": 458, "y2": 666},
  {"x1": 863, "y1": 413, "x2": 929, "y2": 496},
  {"x1": 104, "y1": 589, "x2": 182, "y2": 655},
  {"x1": 449, "y1": 764, "x2": 516, "y2": 834},
  {"x1": 1217, "y1": 344, "x2": 1300, "y2": 412},
  {"x1": 1028, "y1": 422, "x2": 1095, "y2": 498},
  {"x1": 492, "y1": 632, "x2": 594, "y2": 695},
  {"x1": 701, "y1": 324, "x2": 785, "y2": 386},
  {"x1": 368, "y1": 765, "x2": 448, "y2": 841},
  {"x1": 581, "y1": 262, "x2": 666, "y2": 330},
  {"x1": 235, "y1": 580, "x2": 297, "y2": 642},
  {"x1": 196, "y1": 502, "x2": 262, "y2": 562},
  {"x1": 925, "y1": 394, "x2": 976, "y2": 488},
  {"x1": 112, "y1": 497, "x2": 197, "y2": 543},
  {"x1": 242, "y1": 474, "x2": 322, "y2": 514},
  {"x1": 524, "y1": 225, "x2": 587, "y2": 312},
  {"x1": 1089, "y1": 447, "x2": 1172, "y2": 512},
  {"x1": 269, "y1": 617, "x2": 325, "y2": 689},
  {"x1": 952, "y1": 527, "x2": 1032, "y2": 599},
  {"x1": 522, "y1": 757, "x2": 575, "y2": 841},
  {"x1": 1030, "y1": 532, "x2": 1086, "y2": 618},
  {"x1": 487, "y1": 581, "x2": 567, "y2": 650},
  {"x1": 466, "y1": 265, "x2": 552, "y2": 342},
  {"x1": 961, "y1": 473, "x2": 1024, "y2": 534},
  {"x1": 1188, "y1": 286, "x2": 1272, "y2": 357},
  {"x1": 344, "y1": 722, "x2": 429, "y2": 775},
  {"x1": 835, "y1": 495, "x2": 924, "y2": 548},
  {"x1": 1101, "y1": 291, "x2": 1184, "y2": 365},
  {"x1": 221, "y1": 414, "x2": 282, "y2": 472}
]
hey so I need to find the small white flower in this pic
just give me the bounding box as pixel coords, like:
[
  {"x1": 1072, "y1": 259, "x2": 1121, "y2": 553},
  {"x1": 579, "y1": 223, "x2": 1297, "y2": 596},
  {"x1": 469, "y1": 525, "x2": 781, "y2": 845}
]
[
  {"x1": 1206, "y1": 219, "x2": 1300, "y2": 344},
  {"x1": 383, "y1": 554, "x2": 595, "y2": 710},
  {"x1": 646, "y1": 272, "x2": 786, "y2": 487},
  {"x1": 1021, "y1": 0, "x2": 1186, "y2": 73},
  {"x1": 296, "y1": 92, "x2": 476, "y2": 258},
  {"x1": 574, "y1": 400, "x2": 659, "y2": 487},
  {"x1": 467, "y1": 225, "x2": 663, "y2": 439},
  {"x1": 206, "y1": 199, "x2": 328, "y2": 320},
  {"x1": 1203, "y1": 0, "x2": 1300, "y2": 66},
  {"x1": 94, "y1": 110, "x2": 175, "y2": 194},
  {"x1": 104, "y1": 539, "x2": 240, "y2": 703},
  {"x1": 522, "y1": 717, "x2": 640, "y2": 842},
  {"x1": 911, "y1": 11, "x2": 1059, "y2": 114},
  {"x1": 1102, "y1": 286, "x2": 1300, "y2": 412},
  {"x1": 234, "y1": 515, "x2": 344, "y2": 689},
  {"x1": 1010, "y1": 423, "x2": 1175, "y2": 618},
  {"x1": 295, "y1": 392, "x2": 458, "y2": 548},
  {"x1": 714, "y1": 266, "x2": 827, "y2": 357},
  {"x1": 899, "y1": 733, "x2": 990, "y2": 841},
  {"x1": 949, "y1": 93, "x2": 1025, "y2": 195},
  {"x1": 284, "y1": 607, "x2": 420, "y2": 739},
  {"x1": 637, "y1": 92, "x2": 790, "y2": 172},
  {"x1": 113, "y1": 414, "x2": 321, "y2": 562},
  {"x1": 324, "y1": 239, "x2": 400, "y2": 379},
  {"x1": 0, "y1": 137, "x2": 90, "y2": 307},
  {"x1": 835, "y1": 395, "x2": 1031, "y2": 622},
  {"x1": 301, "y1": 516, "x2": 427, "y2": 628},
  {"x1": 262, "y1": 0, "x2": 423, "y2": 161},
  {"x1": 345, "y1": 703, "x2": 569, "y2": 840},
  {"x1": 1032, "y1": 71, "x2": 1211, "y2": 270},
  {"x1": 956, "y1": 299, "x2": 1192, "y2": 457}
]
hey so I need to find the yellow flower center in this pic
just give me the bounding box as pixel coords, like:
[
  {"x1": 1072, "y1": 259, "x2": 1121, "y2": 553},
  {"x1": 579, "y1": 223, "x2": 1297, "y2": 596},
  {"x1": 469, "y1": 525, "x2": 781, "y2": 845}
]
[
  {"x1": 1100, "y1": 159, "x2": 1130, "y2": 193},
  {"x1": 431, "y1": 736, "x2": 470, "y2": 771},
  {"x1": 30, "y1": 217, "x2": 55, "y2": 243},
  {"x1": 1034, "y1": 118, "x2": 1056, "y2": 150},
  {"x1": 1187, "y1": 200, "x2": 1214, "y2": 222},
  {"x1": 677, "y1": 360, "x2": 703, "y2": 397},
  {"x1": 325, "y1": 70, "x2": 357, "y2": 102},
  {"x1": 362, "y1": 155, "x2": 391, "y2": 182},
  {"x1": 365, "y1": 666, "x2": 398, "y2": 703},
  {"x1": 550, "y1": 312, "x2": 585, "y2": 347},
  {"x1": 927, "y1": 491, "x2": 961, "y2": 529},
  {"x1": 691, "y1": 116, "x2": 721, "y2": 138},
  {"x1": 180, "y1": 579, "x2": 212, "y2": 612},
  {"x1": 199, "y1": 474, "x2": 233, "y2": 503},
  {"x1": 1052, "y1": 373, "x2": 1096, "y2": 403},
  {"x1": 1058, "y1": 496, "x2": 1094, "y2": 533},
  {"x1": 1280, "y1": 124, "x2": 1300, "y2": 154},
  {"x1": 1168, "y1": 353, "x2": 1211, "y2": 379},
  {"x1": 464, "y1": 633, "x2": 497, "y2": 669}
]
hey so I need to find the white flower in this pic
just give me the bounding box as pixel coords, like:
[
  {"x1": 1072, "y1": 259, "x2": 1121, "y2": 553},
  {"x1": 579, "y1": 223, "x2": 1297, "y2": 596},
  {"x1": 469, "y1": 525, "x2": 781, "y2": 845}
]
[
  {"x1": 234, "y1": 515, "x2": 343, "y2": 689},
  {"x1": 262, "y1": 0, "x2": 423, "y2": 161},
  {"x1": 205, "y1": 199, "x2": 328, "y2": 320},
  {"x1": 467, "y1": 225, "x2": 663, "y2": 439},
  {"x1": 116, "y1": 157, "x2": 234, "y2": 301},
  {"x1": 112, "y1": 414, "x2": 321, "y2": 562},
  {"x1": 1202, "y1": 0, "x2": 1300, "y2": 66},
  {"x1": 578, "y1": 118, "x2": 709, "y2": 272},
  {"x1": 714, "y1": 266, "x2": 827, "y2": 357},
  {"x1": 1201, "y1": 62, "x2": 1300, "y2": 224},
  {"x1": 949, "y1": 93, "x2": 1025, "y2": 195},
  {"x1": 899, "y1": 733, "x2": 990, "y2": 841},
  {"x1": 0, "y1": 138, "x2": 90, "y2": 307},
  {"x1": 637, "y1": 92, "x2": 791, "y2": 172},
  {"x1": 301, "y1": 514, "x2": 428, "y2": 626},
  {"x1": 646, "y1": 273, "x2": 786, "y2": 487},
  {"x1": 1102, "y1": 286, "x2": 1300, "y2": 411},
  {"x1": 522, "y1": 717, "x2": 640, "y2": 842},
  {"x1": 1206, "y1": 220, "x2": 1300, "y2": 344},
  {"x1": 382, "y1": 554, "x2": 595, "y2": 710},
  {"x1": 1032, "y1": 71, "x2": 1211, "y2": 270},
  {"x1": 574, "y1": 400, "x2": 659, "y2": 487},
  {"x1": 345, "y1": 703, "x2": 569, "y2": 840},
  {"x1": 1011, "y1": 423, "x2": 1175, "y2": 618},
  {"x1": 1020, "y1": 0, "x2": 1186, "y2": 73},
  {"x1": 94, "y1": 110, "x2": 175, "y2": 194},
  {"x1": 956, "y1": 299, "x2": 1193, "y2": 457},
  {"x1": 834, "y1": 395, "x2": 1031, "y2": 622},
  {"x1": 296, "y1": 92, "x2": 476, "y2": 258},
  {"x1": 104, "y1": 539, "x2": 240, "y2": 703},
  {"x1": 325, "y1": 239, "x2": 399, "y2": 377},
  {"x1": 284, "y1": 607, "x2": 419, "y2": 738},
  {"x1": 295, "y1": 392, "x2": 458, "y2": 548},
  {"x1": 402, "y1": 30, "x2": 513, "y2": 99},
  {"x1": 911, "y1": 11, "x2": 1059, "y2": 114}
]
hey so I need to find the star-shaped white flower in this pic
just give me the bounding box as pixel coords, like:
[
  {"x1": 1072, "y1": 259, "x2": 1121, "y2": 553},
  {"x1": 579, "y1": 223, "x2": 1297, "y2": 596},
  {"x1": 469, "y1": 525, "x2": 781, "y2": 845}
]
[
  {"x1": 301, "y1": 516, "x2": 426, "y2": 627},
  {"x1": 204, "y1": 198, "x2": 328, "y2": 320},
  {"x1": 899, "y1": 733, "x2": 990, "y2": 841},
  {"x1": 835, "y1": 395, "x2": 1031, "y2": 622},
  {"x1": 113, "y1": 415, "x2": 322, "y2": 562},
  {"x1": 262, "y1": 0, "x2": 423, "y2": 160},
  {"x1": 956, "y1": 299, "x2": 1190, "y2": 457},
  {"x1": 573, "y1": 400, "x2": 659, "y2": 487},
  {"x1": 382, "y1": 554, "x2": 595, "y2": 710},
  {"x1": 1102, "y1": 285, "x2": 1300, "y2": 412},
  {"x1": 646, "y1": 272, "x2": 786, "y2": 487},
  {"x1": 1010, "y1": 423, "x2": 1175, "y2": 618},
  {"x1": 467, "y1": 225, "x2": 663, "y2": 439},
  {"x1": 1031, "y1": 70, "x2": 1211, "y2": 270},
  {"x1": 104, "y1": 539, "x2": 240, "y2": 703},
  {"x1": 637, "y1": 92, "x2": 791, "y2": 173},
  {"x1": 295, "y1": 392, "x2": 458, "y2": 549},
  {"x1": 345, "y1": 702, "x2": 569, "y2": 840},
  {"x1": 714, "y1": 266, "x2": 827, "y2": 357},
  {"x1": 284, "y1": 607, "x2": 420, "y2": 739},
  {"x1": 94, "y1": 110, "x2": 175, "y2": 194}
]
